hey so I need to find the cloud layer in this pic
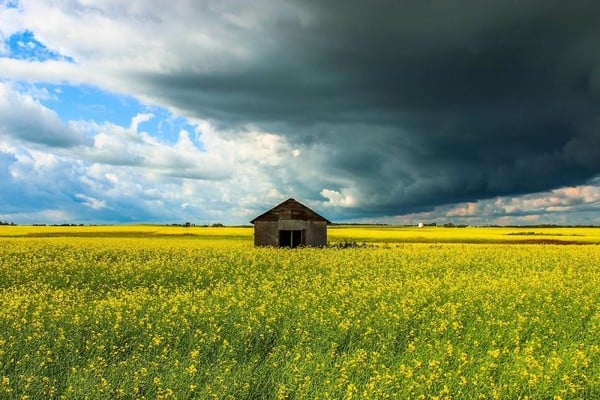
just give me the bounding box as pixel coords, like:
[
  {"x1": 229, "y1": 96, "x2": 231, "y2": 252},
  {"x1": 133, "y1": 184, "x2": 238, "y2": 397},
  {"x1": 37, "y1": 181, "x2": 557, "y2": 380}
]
[{"x1": 1, "y1": 0, "x2": 600, "y2": 224}]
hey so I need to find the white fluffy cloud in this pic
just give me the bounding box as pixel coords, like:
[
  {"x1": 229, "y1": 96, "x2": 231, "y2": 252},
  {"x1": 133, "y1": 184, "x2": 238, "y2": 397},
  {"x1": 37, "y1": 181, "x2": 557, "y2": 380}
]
[
  {"x1": 0, "y1": 82, "x2": 85, "y2": 147},
  {"x1": 0, "y1": 2, "x2": 345, "y2": 223},
  {"x1": 321, "y1": 188, "x2": 357, "y2": 207},
  {"x1": 0, "y1": 80, "x2": 320, "y2": 223},
  {"x1": 383, "y1": 180, "x2": 600, "y2": 226},
  {"x1": 2, "y1": 1, "x2": 600, "y2": 224},
  {"x1": 0, "y1": 0, "x2": 288, "y2": 103}
]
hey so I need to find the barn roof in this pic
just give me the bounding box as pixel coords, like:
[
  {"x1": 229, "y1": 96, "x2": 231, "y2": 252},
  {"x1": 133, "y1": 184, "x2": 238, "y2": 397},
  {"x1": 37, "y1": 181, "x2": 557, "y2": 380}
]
[{"x1": 250, "y1": 198, "x2": 331, "y2": 224}]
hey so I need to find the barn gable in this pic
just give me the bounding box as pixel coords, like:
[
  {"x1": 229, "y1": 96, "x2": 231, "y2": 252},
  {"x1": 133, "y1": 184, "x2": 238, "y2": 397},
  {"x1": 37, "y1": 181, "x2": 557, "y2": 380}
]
[
  {"x1": 250, "y1": 198, "x2": 330, "y2": 247},
  {"x1": 250, "y1": 198, "x2": 331, "y2": 224}
]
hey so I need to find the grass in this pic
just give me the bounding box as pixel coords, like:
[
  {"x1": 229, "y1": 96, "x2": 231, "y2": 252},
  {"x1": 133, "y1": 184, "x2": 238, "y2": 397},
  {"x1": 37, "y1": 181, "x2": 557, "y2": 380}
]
[{"x1": 0, "y1": 226, "x2": 598, "y2": 399}]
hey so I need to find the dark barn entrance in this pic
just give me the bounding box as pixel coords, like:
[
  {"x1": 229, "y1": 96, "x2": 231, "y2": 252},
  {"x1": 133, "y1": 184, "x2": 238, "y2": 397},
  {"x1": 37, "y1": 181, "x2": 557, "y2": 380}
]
[{"x1": 279, "y1": 230, "x2": 303, "y2": 248}]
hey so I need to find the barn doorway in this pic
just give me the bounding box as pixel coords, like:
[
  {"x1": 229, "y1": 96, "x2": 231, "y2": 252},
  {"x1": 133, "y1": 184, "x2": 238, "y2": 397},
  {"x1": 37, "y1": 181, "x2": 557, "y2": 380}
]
[{"x1": 279, "y1": 230, "x2": 303, "y2": 248}]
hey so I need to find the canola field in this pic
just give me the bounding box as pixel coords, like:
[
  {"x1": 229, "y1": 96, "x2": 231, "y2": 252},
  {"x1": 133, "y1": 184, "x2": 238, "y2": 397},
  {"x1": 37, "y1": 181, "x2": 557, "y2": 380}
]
[{"x1": 0, "y1": 225, "x2": 599, "y2": 399}]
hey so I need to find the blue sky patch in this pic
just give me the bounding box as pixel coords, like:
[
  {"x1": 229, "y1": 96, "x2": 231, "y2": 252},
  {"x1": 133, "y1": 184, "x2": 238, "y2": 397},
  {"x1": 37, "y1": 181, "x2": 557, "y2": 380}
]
[
  {"x1": 147, "y1": 107, "x2": 203, "y2": 147},
  {"x1": 38, "y1": 83, "x2": 204, "y2": 149},
  {"x1": 0, "y1": 0, "x2": 19, "y2": 9},
  {"x1": 41, "y1": 84, "x2": 142, "y2": 126},
  {"x1": 5, "y1": 30, "x2": 74, "y2": 62}
]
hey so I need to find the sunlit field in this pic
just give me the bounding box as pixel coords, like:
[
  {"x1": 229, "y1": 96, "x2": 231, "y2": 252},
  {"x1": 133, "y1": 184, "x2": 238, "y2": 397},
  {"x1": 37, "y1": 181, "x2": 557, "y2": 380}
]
[
  {"x1": 0, "y1": 225, "x2": 599, "y2": 399},
  {"x1": 3, "y1": 224, "x2": 600, "y2": 244}
]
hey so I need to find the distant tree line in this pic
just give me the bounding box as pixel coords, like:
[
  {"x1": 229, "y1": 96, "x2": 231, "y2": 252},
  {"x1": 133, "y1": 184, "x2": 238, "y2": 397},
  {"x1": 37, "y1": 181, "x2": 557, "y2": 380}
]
[
  {"x1": 32, "y1": 223, "x2": 85, "y2": 227},
  {"x1": 0, "y1": 220, "x2": 16, "y2": 226},
  {"x1": 443, "y1": 222, "x2": 468, "y2": 228},
  {"x1": 169, "y1": 222, "x2": 225, "y2": 228},
  {"x1": 330, "y1": 223, "x2": 390, "y2": 226}
]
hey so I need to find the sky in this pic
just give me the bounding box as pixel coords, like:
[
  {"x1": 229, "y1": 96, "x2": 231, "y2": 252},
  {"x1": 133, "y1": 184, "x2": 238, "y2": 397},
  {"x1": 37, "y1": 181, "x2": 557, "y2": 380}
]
[{"x1": 1, "y1": 0, "x2": 599, "y2": 225}]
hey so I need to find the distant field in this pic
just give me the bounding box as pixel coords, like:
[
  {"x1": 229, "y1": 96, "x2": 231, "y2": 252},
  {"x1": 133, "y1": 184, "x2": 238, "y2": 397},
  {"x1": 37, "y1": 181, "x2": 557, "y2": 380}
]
[
  {"x1": 0, "y1": 226, "x2": 598, "y2": 399},
  {"x1": 328, "y1": 226, "x2": 600, "y2": 245},
  {"x1": 2, "y1": 224, "x2": 600, "y2": 244}
]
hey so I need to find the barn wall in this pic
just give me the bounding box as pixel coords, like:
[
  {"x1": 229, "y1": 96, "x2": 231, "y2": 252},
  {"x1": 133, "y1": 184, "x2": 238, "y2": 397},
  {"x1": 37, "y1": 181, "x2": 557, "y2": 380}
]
[
  {"x1": 278, "y1": 220, "x2": 307, "y2": 231},
  {"x1": 254, "y1": 220, "x2": 327, "y2": 247},
  {"x1": 254, "y1": 221, "x2": 279, "y2": 246},
  {"x1": 304, "y1": 221, "x2": 327, "y2": 247}
]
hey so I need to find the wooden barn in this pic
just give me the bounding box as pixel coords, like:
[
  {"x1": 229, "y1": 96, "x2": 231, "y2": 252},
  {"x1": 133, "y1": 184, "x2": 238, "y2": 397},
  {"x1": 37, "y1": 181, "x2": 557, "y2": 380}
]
[{"x1": 250, "y1": 198, "x2": 331, "y2": 247}]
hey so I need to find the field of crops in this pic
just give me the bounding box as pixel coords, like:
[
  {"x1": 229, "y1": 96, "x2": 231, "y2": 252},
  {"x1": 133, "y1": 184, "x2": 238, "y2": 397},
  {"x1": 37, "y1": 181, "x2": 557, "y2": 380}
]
[{"x1": 0, "y1": 225, "x2": 599, "y2": 399}]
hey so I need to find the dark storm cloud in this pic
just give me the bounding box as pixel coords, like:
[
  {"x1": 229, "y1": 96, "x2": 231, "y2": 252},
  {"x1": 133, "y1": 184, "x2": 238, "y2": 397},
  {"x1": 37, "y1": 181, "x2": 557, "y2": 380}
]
[{"x1": 143, "y1": 0, "x2": 600, "y2": 216}]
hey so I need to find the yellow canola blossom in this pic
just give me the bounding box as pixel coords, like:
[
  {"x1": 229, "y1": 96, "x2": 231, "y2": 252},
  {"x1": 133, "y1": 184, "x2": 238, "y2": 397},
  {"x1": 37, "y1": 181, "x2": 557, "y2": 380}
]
[{"x1": 0, "y1": 226, "x2": 598, "y2": 399}]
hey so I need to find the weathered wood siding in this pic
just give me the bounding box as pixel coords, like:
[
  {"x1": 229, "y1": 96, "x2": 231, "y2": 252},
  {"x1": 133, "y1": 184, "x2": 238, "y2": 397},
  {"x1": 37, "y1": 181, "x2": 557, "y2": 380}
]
[
  {"x1": 304, "y1": 220, "x2": 327, "y2": 246},
  {"x1": 253, "y1": 220, "x2": 327, "y2": 247},
  {"x1": 253, "y1": 221, "x2": 279, "y2": 246},
  {"x1": 251, "y1": 198, "x2": 330, "y2": 247}
]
